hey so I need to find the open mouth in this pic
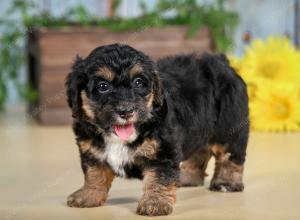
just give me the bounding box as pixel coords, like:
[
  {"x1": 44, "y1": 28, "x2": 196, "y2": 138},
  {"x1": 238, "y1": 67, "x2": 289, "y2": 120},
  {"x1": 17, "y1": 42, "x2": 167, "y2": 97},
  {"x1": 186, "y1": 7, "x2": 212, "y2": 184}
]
[{"x1": 112, "y1": 123, "x2": 135, "y2": 141}]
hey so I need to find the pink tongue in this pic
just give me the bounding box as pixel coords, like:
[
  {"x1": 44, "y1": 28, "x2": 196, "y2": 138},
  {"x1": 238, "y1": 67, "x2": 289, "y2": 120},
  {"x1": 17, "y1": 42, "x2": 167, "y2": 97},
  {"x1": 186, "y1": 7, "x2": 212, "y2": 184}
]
[{"x1": 113, "y1": 124, "x2": 134, "y2": 141}]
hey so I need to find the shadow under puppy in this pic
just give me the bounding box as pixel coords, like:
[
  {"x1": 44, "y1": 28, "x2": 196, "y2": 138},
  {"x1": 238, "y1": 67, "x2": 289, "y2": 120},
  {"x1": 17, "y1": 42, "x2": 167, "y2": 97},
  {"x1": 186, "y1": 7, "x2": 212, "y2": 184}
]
[{"x1": 66, "y1": 44, "x2": 249, "y2": 216}]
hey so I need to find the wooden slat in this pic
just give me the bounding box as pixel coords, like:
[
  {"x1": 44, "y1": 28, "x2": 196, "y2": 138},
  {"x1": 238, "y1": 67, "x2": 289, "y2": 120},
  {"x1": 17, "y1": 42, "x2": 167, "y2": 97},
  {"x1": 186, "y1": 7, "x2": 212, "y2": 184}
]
[{"x1": 39, "y1": 108, "x2": 73, "y2": 125}]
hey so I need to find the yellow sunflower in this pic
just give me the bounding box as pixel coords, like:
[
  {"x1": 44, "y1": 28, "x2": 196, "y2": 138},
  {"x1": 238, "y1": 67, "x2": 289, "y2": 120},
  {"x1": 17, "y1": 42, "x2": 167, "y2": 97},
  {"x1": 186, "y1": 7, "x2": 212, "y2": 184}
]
[
  {"x1": 228, "y1": 56, "x2": 268, "y2": 102},
  {"x1": 242, "y1": 36, "x2": 300, "y2": 82},
  {"x1": 228, "y1": 55, "x2": 242, "y2": 72},
  {"x1": 244, "y1": 76, "x2": 269, "y2": 102},
  {"x1": 228, "y1": 55, "x2": 249, "y2": 79},
  {"x1": 250, "y1": 82, "x2": 300, "y2": 131}
]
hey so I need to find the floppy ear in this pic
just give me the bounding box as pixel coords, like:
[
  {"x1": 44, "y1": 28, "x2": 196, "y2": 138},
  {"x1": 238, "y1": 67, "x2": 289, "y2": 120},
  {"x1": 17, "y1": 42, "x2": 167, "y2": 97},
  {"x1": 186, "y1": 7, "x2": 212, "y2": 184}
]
[
  {"x1": 152, "y1": 71, "x2": 164, "y2": 107},
  {"x1": 65, "y1": 56, "x2": 87, "y2": 118}
]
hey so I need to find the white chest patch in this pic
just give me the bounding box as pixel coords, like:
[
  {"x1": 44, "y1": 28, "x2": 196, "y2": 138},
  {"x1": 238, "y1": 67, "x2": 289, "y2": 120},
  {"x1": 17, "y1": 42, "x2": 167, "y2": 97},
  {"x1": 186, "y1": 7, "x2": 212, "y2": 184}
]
[{"x1": 100, "y1": 134, "x2": 133, "y2": 177}]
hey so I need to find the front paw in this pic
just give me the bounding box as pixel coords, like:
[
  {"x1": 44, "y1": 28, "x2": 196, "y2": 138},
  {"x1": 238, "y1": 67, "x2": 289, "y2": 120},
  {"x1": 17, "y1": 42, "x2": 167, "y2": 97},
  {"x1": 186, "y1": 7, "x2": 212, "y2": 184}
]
[
  {"x1": 67, "y1": 187, "x2": 107, "y2": 208},
  {"x1": 136, "y1": 196, "x2": 173, "y2": 216}
]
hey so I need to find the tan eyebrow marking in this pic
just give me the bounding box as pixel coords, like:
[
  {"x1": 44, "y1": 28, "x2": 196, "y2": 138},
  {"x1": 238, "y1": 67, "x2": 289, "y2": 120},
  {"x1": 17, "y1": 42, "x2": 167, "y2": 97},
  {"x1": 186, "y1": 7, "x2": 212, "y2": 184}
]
[
  {"x1": 96, "y1": 66, "x2": 115, "y2": 81},
  {"x1": 129, "y1": 63, "x2": 143, "y2": 78}
]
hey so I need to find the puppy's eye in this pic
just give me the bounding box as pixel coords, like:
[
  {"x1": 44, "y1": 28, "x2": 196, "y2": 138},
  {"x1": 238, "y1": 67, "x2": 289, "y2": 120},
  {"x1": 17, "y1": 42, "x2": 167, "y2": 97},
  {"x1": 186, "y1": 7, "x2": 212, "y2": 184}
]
[
  {"x1": 97, "y1": 81, "x2": 110, "y2": 93},
  {"x1": 133, "y1": 78, "x2": 144, "y2": 88}
]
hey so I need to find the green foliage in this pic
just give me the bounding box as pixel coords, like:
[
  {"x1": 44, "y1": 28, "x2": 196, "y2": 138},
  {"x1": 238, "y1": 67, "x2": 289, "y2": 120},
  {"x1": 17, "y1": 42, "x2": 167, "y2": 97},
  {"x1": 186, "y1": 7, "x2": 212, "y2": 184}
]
[
  {"x1": 0, "y1": 0, "x2": 238, "y2": 110},
  {"x1": 111, "y1": 0, "x2": 122, "y2": 12},
  {"x1": 154, "y1": 0, "x2": 239, "y2": 51},
  {"x1": 0, "y1": 0, "x2": 38, "y2": 110}
]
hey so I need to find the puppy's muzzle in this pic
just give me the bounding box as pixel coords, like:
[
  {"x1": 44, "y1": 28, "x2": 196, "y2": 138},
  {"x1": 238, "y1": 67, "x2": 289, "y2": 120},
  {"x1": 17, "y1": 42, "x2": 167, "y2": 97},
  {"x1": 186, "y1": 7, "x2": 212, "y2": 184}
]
[{"x1": 116, "y1": 104, "x2": 135, "y2": 120}]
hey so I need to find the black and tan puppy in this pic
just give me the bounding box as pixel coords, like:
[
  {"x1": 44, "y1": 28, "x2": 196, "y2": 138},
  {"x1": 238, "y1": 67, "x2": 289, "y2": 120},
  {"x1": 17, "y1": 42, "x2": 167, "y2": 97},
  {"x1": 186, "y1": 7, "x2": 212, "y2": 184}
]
[{"x1": 66, "y1": 44, "x2": 249, "y2": 216}]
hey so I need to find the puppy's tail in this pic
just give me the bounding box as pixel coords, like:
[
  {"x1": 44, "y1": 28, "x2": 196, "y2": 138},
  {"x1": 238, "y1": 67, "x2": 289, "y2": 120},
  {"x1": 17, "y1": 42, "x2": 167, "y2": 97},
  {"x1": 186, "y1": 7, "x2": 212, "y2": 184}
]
[{"x1": 199, "y1": 53, "x2": 249, "y2": 165}]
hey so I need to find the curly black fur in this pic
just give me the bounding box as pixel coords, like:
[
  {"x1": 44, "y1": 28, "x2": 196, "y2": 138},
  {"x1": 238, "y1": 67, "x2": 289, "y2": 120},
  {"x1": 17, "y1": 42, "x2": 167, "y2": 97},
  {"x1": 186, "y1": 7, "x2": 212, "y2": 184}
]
[{"x1": 66, "y1": 43, "x2": 249, "y2": 214}]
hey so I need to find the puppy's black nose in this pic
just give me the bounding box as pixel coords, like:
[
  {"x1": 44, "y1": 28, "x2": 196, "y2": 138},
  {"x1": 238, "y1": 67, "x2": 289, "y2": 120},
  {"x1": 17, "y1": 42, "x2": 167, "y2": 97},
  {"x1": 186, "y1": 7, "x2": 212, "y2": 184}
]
[{"x1": 116, "y1": 106, "x2": 134, "y2": 120}]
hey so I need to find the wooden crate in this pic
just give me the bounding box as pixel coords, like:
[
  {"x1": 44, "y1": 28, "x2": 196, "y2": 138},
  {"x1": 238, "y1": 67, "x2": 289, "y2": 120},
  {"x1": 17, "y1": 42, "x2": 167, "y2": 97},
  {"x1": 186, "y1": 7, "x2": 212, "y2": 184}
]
[{"x1": 27, "y1": 26, "x2": 215, "y2": 125}]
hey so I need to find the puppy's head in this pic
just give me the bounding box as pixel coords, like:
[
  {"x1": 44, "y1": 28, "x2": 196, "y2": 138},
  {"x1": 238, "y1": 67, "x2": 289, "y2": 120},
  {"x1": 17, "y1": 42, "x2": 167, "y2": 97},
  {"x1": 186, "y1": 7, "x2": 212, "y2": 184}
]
[{"x1": 66, "y1": 44, "x2": 163, "y2": 141}]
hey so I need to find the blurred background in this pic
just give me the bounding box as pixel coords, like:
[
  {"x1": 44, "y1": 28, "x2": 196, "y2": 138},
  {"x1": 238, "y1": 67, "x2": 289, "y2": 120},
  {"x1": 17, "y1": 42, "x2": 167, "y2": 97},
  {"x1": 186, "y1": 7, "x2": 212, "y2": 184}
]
[{"x1": 0, "y1": 0, "x2": 300, "y2": 130}]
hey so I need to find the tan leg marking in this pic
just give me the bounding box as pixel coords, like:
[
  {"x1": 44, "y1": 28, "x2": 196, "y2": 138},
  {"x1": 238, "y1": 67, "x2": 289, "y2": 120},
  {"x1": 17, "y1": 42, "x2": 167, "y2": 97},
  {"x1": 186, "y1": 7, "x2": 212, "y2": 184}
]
[
  {"x1": 179, "y1": 148, "x2": 212, "y2": 186},
  {"x1": 136, "y1": 170, "x2": 176, "y2": 216},
  {"x1": 78, "y1": 140, "x2": 104, "y2": 157},
  {"x1": 209, "y1": 144, "x2": 244, "y2": 192},
  {"x1": 133, "y1": 138, "x2": 158, "y2": 160},
  {"x1": 67, "y1": 164, "x2": 115, "y2": 207},
  {"x1": 78, "y1": 140, "x2": 92, "y2": 153}
]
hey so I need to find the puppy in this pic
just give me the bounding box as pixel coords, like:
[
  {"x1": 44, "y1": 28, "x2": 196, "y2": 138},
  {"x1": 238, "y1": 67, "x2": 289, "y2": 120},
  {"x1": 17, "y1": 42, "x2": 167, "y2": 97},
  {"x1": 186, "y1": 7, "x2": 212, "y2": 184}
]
[{"x1": 66, "y1": 44, "x2": 249, "y2": 216}]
